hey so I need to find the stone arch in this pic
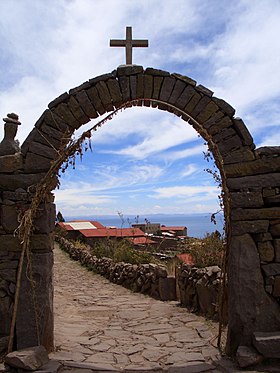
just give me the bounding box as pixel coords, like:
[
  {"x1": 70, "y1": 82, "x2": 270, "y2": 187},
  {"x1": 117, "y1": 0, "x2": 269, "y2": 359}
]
[{"x1": 1, "y1": 65, "x2": 280, "y2": 355}]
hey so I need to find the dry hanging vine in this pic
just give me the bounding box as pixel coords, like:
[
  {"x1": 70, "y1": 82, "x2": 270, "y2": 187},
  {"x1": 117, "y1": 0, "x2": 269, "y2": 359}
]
[{"x1": 8, "y1": 97, "x2": 231, "y2": 352}]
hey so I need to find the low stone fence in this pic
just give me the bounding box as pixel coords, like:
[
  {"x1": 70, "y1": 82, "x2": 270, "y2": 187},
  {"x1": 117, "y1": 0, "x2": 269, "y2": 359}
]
[
  {"x1": 177, "y1": 264, "x2": 227, "y2": 322},
  {"x1": 55, "y1": 236, "x2": 176, "y2": 301},
  {"x1": 55, "y1": 236, "x2": 226, "y2": 321}
]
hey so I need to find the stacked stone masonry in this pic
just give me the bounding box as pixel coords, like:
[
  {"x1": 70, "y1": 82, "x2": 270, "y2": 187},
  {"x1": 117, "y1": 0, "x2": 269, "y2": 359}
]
[
  {"x1": 55, "y1": 236, "x2": 225, "y2": 321},
  {"x1": 55, "y1": 236, "x2": 176, "y2": 302},
  {"x1": 0, "y1": 65, "x2": 280, "y2": 356}
]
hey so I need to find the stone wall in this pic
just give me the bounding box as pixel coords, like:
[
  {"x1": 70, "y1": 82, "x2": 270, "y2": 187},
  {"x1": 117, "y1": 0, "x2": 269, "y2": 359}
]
[
  {"x1": 0, "y1": 65, "x2": 280, "y2": 355},
  {"x1": 177, "y1": 264, "x2": 226, "y2": 322},
  {"x1": 0, "y1": 188, "x2": 55, "y2": 353},
  {"x1": 56, "y1": 236, "x2": 225, "y2": 322},
  {"x1": 56, "y1": 236, "x2": 176, "y2": 302}
]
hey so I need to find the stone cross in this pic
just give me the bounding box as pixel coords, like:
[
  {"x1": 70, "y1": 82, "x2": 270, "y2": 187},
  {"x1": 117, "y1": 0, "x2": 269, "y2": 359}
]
[{"x1": 110, "y1": 26, "x2": 148, "y2": 65}]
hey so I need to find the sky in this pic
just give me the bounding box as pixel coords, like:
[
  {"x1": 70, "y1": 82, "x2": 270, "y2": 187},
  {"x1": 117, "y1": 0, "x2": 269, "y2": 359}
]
[{"x1": 0, "y1": 0, "x2": 280, "y2": 219}]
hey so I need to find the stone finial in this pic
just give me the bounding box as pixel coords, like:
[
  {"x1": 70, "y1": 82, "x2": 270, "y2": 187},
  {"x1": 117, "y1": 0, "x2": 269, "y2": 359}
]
[
  {"x1": 3, "y1": 113, "x2": 21, "y2": 125},
  {"x1": 0, "y1": 113, "x2": 21, "y2": 156}
]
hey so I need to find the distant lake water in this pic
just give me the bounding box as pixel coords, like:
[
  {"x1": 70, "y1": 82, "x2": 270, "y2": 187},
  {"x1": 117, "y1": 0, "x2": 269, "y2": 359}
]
[{"x1": 64, "y1": 213, "x2": 224, "y2": 238}]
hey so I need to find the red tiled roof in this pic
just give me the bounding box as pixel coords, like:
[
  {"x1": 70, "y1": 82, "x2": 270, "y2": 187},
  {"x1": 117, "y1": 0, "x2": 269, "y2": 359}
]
[
  {"x1": 130, "y1": 237, "x2": 156, "y2": 245},
  {"x1": 56, "y1": 221, "x2": 105, "y2": 230},
  {"x1": 177, "y1": 253, "x2": 194, "y2": 265},
  {"x1": 79, "y1": 227, "x2": 145, "y2": 238},
  {"x1": 57, "y1": 222, "x2": 74, "y2": 230},
  {"x1": 160, "y1": 226, "x2": 186, "y2": 231}
]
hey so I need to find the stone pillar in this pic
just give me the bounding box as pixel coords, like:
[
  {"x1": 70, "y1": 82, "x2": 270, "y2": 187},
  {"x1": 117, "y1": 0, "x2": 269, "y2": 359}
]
[
  {"x1": 0, "y1": 114, "x2": 55, "y2": 352},
  {"x1": 226, "y1": 147, "x2": 280, "y2": 353}
]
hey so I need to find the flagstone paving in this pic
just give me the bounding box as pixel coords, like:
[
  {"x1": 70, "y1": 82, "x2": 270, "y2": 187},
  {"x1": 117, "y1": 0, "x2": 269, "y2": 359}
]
[{"x1": 50, "y1": 245, "x2": 227, "y2": 372}]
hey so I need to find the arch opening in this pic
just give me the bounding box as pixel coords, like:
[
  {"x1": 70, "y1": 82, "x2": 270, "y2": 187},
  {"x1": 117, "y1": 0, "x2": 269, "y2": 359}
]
[{"x1": 1, "y1": 65, "x2": 280, "y2": 358}]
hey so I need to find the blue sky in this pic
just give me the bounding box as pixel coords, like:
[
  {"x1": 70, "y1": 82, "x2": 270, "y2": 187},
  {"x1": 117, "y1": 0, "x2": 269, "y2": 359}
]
[{"x1": 0, "y1": 0, "x2": 280, "y2": 217}]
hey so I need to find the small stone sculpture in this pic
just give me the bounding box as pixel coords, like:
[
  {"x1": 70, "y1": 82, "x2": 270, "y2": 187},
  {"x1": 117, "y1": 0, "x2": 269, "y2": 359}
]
[{"x1": 0, "y1": 113, "x2": 21, "y2": 156}]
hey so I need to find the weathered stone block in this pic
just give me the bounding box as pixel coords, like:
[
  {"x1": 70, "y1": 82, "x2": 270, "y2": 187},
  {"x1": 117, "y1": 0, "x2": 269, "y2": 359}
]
[
  {"x1": 51, "y1": 103, "x2": 80, "y2": 129},
  {"x1": 89, "y1": 72, "x2": 116, "y2": 85},
  {"x1": 168, "y1": 79, "x2": 186, "y2": 106},
  {"x1": 24, "y1": 128, "x2": 62, "y2": 152},
  {"x1": 270, "y1": 222, "x2": 280, "y2": 238},
  {"x1": 136, "y1": 73, "x2": 144, "y2": 98},
  {"x1": 24, "y1": 152, "x2": 52, "y2": 173},
  {"x1": 227, "y1": 234, "x2": 280, "y2": 351},
  {"x1": 33, "y1": 203, "x2": 56, "y2": 234},
  {"x1": 191, "y1": 96, "x2": 211, "y2": 119},
  {"x1": 265, "y1": 194, "x2": 280, "y2": 205},
  {"x1": 196, "y1": 101, "x2": 220, "y2": 124},
  {"x1": 68, "y1": 81, "x2": 91, "y2": 95},
  {"x1": 258, "y1": 241, "x2": 274, "y2": 262},
  {"x1": 106, "y1": 79, "x2": 122, "y2": 107},
  {"x1": 95, "y1": 81, "x2": 114, "y2": 111},
  {"x1": 212, "y1": 97, "x2": 235, "y2": 117},
  {"x1": 75, "y1": 90, "x2": 98, "y2": 118},
  {"x1": 152, "y1": 76, "x2": 163, "y2": 100},
  {"x1": 263, "y1": 188, "x2": 276, "y2": 198},
  {"x1": 86, "y1": 86, "x2": 105, "y2": 115},
  {"x1": 0, "y1": 234, "x2": 53, "y2": 252},
  {"x1": 159, "y1": 276, "x2": 176, "y2": 301},
  {"x1": 0, "y1": 296, "x2": 12, "y2": 334},
  {"x1": 16, "y1": 252, "x2": 54, "y2": 352},
  {"x1": 185, "y1": 91, "x2": 201, "y2": 113},
  {"x1": 5, "y1": 345, "x2": 49, "y2": 370},
  {"x1": 39, "y1": 109, "x2": 71, "y2": 134},
  {"x1": 196, "y1": 84, "x2": 213, "y2": 97},
  {"x1": 27, "y1": 142, "x2": 57, "y2": 160},
  {"x1": 262, "y1": 263, "x2": 280, "y2": 277},
  {"x1": 225, "y1": 219, "x2": 266, "y2": 236},
  {"x1": 0, "y1": 336, "x2": 9, "y2": 354},
  {"x1": 130, "y1": 75, "x2": 137, "y2": 100},
  {"x1": 254, "y1": 232, "x2": 272, "y2": 242},
  {"x1": 227, "y1": 173, "x2": 280, "y2": 190},
  {"x1": 233, "y1": 118, "x2": 254, "y2": 148},
  {"x1": 143, "y1": 74, "x2": 153, "y2": 100},
  {"x1": 0, "y1": 153, "x2": 23, "y2": 173},
  {"x1": 67, "y1": 96, "x2": 90, "y2": 124},
  {"x1": 273, "y1": 276, "x2": 280, "y2": 297},
  {"x1": 236, "y1": 345, "x2": 263, "y2": 368},
  {"x1": 172, "y1": 72, "x2": 196, "y2": 86},
  {"x1": 159, "y1": 76, "x2": 176, "y2": 102},
  {"x1": 0, "y1": 173, "x2": 52, "y2": 191},
  {"x1": 48, "y1": 92, "x2": 69, "y2": 109},
  {"x1": 256, "y1": 146, "x2": 280, "y2": 157},
  {"x1": 253, "y1": 331, "x2": 280, "y2": 358},
  {"x1": 223, "y1": 147, "x2": 255, "y2": 164},
  {"x1": 117, "y1": 65, "x2": 143, "y2": 76},
  {"x1": 1, "y1": 204, "x2": 19, "y2": 233},
  {"x1": 230, "y1": 191, "x2": 263, "y2": 208},
  {"x1": 217, "y1": 134, "x2": 243, "y2": 155},
  {"x1": 119, "y1": 75, "x2": 130, "y2": 101},
  {"x1": 212, "y1": 127, "x2": 236, "y2": 143},
  {"x1": 145, "y1": 67, "x2": 170, "y2": 76},
  {"x1": 175, "y1": 85, "x2": 196, "y2": 110},
  {"x1": 231, "y1": 207, "x2": 280, "y2": 221},
  {"x1": 225, "y1": 158, "x2": 280, "y2": 178},
  {"x1": 275, "y1": 239, "x2": 280, "y2": 262}
]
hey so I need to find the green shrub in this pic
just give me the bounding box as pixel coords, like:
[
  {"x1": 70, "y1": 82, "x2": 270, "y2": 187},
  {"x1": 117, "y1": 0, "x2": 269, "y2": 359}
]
[
  {"x1": 183, "y1": 232, "x2": 224, "y2": 267},
  {"x1": 91, "y1": 238, "x2": 153, "y2": 264}
]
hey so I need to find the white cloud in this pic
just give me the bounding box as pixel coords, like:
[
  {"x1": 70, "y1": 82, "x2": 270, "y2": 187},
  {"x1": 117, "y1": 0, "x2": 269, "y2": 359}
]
[
  {"x1": 180, "y1": 164, "x2": 198, "y2": 177},
  {"x1": 208, "y1": 1, "x2": 280, "y2": 114},
  {"x1": 1, "y1": 0, "x2": 279, "y2": 218},
  {"x1": 103, "y1": 115, "x2": 198, "y2": 159},
  {"x1": 162, "y1": 144, "x2": 206, "y2": 162},
  {"x1": 152, "y1": 185, "x2": 219, "y2": 199}
]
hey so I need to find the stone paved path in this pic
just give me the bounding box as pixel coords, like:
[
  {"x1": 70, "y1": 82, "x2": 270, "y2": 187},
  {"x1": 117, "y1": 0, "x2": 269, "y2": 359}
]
[{"x1": 50, "y1": 245, "x2": 225, "y2": 372}]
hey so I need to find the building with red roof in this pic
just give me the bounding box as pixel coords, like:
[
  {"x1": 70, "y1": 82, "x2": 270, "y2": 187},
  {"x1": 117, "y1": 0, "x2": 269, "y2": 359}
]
[{"x1": 160, "y1": 226, "x2": 187, "y2": 237}]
